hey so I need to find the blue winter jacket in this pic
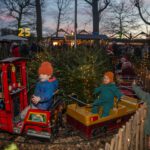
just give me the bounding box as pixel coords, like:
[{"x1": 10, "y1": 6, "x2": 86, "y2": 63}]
[{"x1": 33, "y1": 79, "x2": 58, "y2": 110}]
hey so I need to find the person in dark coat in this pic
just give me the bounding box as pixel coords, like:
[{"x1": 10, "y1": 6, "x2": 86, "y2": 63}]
[{"x1": 12, "y1": 44, "x2": 20, "y2": 57}]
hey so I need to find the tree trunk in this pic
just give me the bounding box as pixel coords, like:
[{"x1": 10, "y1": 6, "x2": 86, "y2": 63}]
[
  {"x1": 18, "y1": 16, "x2": 22, "y2": 30},
  {"x1": 92, "y1": 0, "x2": 99, "y2": 35},
  {"x1": 92, "y1": 0, "x2": 100, "y2": 47},
  {"x1": 56, "y1": 10, "x2": 61, "y2": 37},
  {"x1": 17, "y1": 8, "x2": 23, "y2": 30},
  {"x1": 119, "y1": 16, "x2": 123, "y2": 39},
  {"x1": 137, "y1": 6, "x2": 150, "y2": 25},
  {"x1": 35, "y1": 0, "x2": 42, "y2": 41}
]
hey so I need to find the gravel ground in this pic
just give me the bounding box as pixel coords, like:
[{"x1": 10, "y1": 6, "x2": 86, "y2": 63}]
[{"x1": 0, "y1": 132, "x2": 113, "y2": 150}]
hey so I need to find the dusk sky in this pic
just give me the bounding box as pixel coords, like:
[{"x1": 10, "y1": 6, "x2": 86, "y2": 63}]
[
  {"x1": 43, "y1": 0, "x2": 150, "y2": 36},
  {"x1": 0, "y1": 0, "x2": 150, "y2": 36}
]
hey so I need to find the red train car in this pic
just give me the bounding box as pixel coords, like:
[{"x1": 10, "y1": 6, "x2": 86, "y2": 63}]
[
  {"x1": 0, "y1": 57, "x2": 28, "y2": 133},
  {"x1": 0, "y1": 57, "x2": 63, "y2": 139}
]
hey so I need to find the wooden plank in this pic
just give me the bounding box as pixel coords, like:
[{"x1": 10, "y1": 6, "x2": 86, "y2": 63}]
[
  {"x1": 105, "y1": 142, "x2": 110, "y2": 150},
  {"x1": 110, "y1": 138, "x2": 115, "y2": 150},
  {"x1": 122, "y1": 126, "x2": 126, "y2": 150},
  {"x1": 118, "y1": 128, "x2": 124, "y2": 150},
  {"x1": 140, "y1": 121, "x2": 144, "y2": 150},
  {"x1": 140, "y1": 105, "x2": 146, "y2": 150},
  {"x1": 125, "y1": 122, "x2": 130, "y2": 150},
  {"x1": 114, "y1": 134, "x2": 119, "y2": 150},
  {"x1": 135, "y1": 111, "x2": 140, "y2": 150}
]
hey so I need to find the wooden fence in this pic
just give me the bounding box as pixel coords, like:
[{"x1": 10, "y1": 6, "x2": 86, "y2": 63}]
[{"x1": 102, "y1": 104, "x2": 147, "y2": 150}]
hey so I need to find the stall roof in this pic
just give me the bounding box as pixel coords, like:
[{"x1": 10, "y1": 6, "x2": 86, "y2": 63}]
[
  {"x1": 109, "y1": 38, "x2": 150, "y2": 44},
  {"x1": 0, "y1": 57, "x2": 27, "y2": 63},
  {"x1": 0, "y1": 34, "x2": 27, "y2": 41},
  {"x1": 66, "y1": 34, "x2": 108, "y2": 40}
]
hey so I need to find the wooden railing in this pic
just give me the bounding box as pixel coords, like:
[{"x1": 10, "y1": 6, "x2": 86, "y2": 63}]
[{"x1": 102, "y1": 104, "x2": 147, "y2": 150}]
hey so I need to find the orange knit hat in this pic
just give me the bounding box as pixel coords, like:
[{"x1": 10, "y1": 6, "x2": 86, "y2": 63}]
[
  {"x1": 38, "y1": 62, "x2": 53, "y2": 75},
  {"x1": 104, "y1": 71, "x2": 114, "y2": 83}
]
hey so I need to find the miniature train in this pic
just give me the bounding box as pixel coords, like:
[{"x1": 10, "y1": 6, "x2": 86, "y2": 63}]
[{"x1": 0, "y1": 57, "x2": 140, "y2": 141}]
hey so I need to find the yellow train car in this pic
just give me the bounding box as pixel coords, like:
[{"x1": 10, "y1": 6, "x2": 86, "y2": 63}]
[{"x1": 66, "y1": 96, "x2": 139, "y2": 139}]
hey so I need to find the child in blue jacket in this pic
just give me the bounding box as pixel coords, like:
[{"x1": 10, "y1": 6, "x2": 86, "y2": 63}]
[
  {"x1": 20, "y1": 61, "x2": 58, "y2": 120},
  {"x1": 92, "y1": 71, "x2": 123, "y2": 117}
]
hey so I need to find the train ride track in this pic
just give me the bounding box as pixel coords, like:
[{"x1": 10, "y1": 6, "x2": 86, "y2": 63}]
[{"x1": 0, "y1": 125, "x2": 115, "y2": 147}]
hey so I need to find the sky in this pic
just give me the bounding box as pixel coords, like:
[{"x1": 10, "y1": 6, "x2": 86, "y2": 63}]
[
  {"x1": 42, "y1": 0, "x2": 91, "y2": 35},
  {"x1": 43, "y1": 0, "x2": 150, "y2": 36},
  {"x1": 0, "y1": 0, "x2": 150, "y2": 36}
]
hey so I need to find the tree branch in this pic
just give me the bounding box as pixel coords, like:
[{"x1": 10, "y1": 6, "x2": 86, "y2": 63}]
[
  {"x1": 99, "y1": 0, "x2": 110, "y2": 13},
  {"x1": 84, "y1": 0, "x2": 92, "y2": 6},
  {"x1": 135, "y1": 0, "x2": 150, "y2": 25}
]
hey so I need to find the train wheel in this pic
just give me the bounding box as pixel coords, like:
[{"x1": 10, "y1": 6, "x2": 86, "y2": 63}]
[
  {"x1": 49, "y1": 134, "x2": 55, "y2": 143},
  {"x1": 92, "y1": 126, "x2": 107, "y2": 138}
]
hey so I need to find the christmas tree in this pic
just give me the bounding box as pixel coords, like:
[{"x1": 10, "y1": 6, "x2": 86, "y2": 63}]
[
  {"x1": 27, "y1": 47, "x2": 112, "y2": 103},
  {"x1": 53, "y1": 47, "x2": 112, "y2": 103}
]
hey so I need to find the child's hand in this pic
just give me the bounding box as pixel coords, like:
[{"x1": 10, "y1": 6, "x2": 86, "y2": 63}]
[{"x1": 32, "y1": 95, "x2": 41, "y2": 104}]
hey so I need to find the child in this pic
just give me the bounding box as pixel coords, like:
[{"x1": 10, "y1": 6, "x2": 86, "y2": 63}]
[
  {"x1": 19, "y1": 61, "x2": 58, "y2": 120},
  {"x1": 132, "y1": 80, "x2": 150, "y2": 149},
  {"x1": 92, "y1": 71, "x2": 123, "y2": 117}
]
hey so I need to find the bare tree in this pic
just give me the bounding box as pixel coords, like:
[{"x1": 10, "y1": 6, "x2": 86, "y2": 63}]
[
  {"x1": 132, "y1": 0, "x2": 150, "y2": 25},
  {"x1": 55, "y1": 0, "x2": 72, "y2": 37},
  {"x1": 35, "y1": 0, "x2": 43, "y2": 41},
  {"x1": 102, "y1": 0, "x2": 140, "y2": 38},
  {"x1": 84, "y1": 0, "x2": 110, "y2": 35},
  {"x1": 1, "y1": 0, "x2": 33, "y2": 30}
]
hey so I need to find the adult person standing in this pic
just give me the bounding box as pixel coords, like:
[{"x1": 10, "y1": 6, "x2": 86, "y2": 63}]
[
  {"x1": 11, "y1": 43, "x2": 20, "y2": 57},
  {"x1": 132, "y1": 80, "x2": 150, "y2": 149}
]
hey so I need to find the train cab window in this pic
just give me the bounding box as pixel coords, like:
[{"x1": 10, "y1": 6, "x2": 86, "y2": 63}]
[
  {"x1": 0, "y1": 99, "x2": 5, "y2": 109},
  {"x1": 12, "y1": 95, "x2": 20, "y2": 117},
  {"x1": 28, "y1": 113, "x2": 47, "y2": 123}
]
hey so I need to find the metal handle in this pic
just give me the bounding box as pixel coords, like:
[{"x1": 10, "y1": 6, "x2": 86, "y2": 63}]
[{"x1": 68, "y1": 95, "x2": 87, "y2": 106}]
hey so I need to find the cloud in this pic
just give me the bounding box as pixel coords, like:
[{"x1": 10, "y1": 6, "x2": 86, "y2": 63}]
[
  {"x1": 0, "y1": 16, "x2": 15, "y2": 22},
  {"x1": 145, "y1": 0, "x2": 150, "y2": 3}
]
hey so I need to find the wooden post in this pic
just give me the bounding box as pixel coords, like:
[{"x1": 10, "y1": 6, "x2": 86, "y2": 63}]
[
  {"x1": 131, "y1": 114, "x2": 137, "y2": 150},
  {"x1": 122, "y1": 126, "x2": 126, "y2": 150},
  {"x1": 125, "y1": 122, "x2": 131, "y2": 150},
  {"x1": 140, "y1": 110, "x2": 144, "y2": 150},
  {"x1": 110, "y1": 138, "x2": 115, "y2": 150},
  {"x1": 135, "y1": 111, "x2": 140, "y2": 150},
  {"x1": 118, "y1": 128, "x2": 124, "y2": 150},
  {"x1": 105, "y1": 143, "x2": 110, "y2": 150},
  {"x1": 114, "y1": 134, "x2": 119, "y2": 150}
]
